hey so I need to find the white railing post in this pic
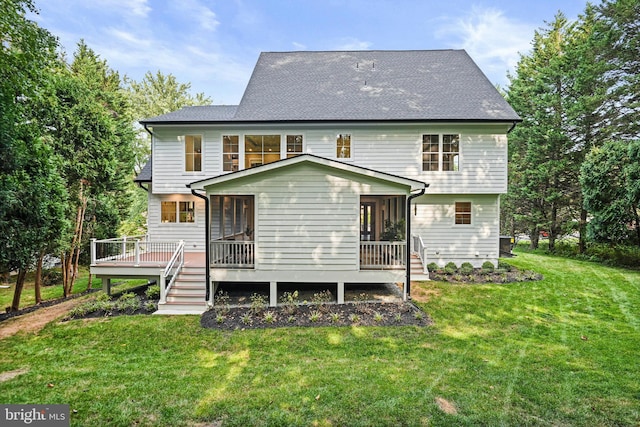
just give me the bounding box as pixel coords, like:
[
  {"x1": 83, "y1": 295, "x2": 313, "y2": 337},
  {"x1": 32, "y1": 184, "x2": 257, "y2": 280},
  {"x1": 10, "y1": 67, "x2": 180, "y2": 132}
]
[
  {"x1": 122, "y1": 236, "x2": 127, "y2": 258},
  {"x1": 159, "y1": 270, "x2": 166, "y2": 304},
  {"x1": 423, "y1": 247, "x2": 429, "y2": 274},
  {"x1": 91, "y1": 238, "x2": 97, "y2": 265},
  {"x1": 134, "y1": 239, "x2": 140, "y2": 266}
]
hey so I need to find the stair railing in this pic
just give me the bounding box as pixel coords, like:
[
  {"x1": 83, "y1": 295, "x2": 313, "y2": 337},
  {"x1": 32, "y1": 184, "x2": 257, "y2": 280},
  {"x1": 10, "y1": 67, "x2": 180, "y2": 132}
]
[{"x1": 159, "y1": 240, "x2": 185, "y2": 304}]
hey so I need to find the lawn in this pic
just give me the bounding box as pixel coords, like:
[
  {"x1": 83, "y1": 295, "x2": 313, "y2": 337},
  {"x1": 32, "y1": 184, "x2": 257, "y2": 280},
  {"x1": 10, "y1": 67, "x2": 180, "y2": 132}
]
[{"x1": 0, "y1": 252, "x2": 638, "y2": 426}]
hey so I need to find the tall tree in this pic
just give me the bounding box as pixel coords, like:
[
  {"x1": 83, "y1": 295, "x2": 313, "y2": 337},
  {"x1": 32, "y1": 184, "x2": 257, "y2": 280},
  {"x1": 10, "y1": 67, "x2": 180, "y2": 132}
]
[
  {"x1": 35, "y1": 42, "x2": 136, "y2": 296},
  {"x1": 0, "y1": 0, "x2": 69, "y2": 310},
  {"x1": 126, "y1": 71, "x2": 212, "y2": 172},
  {"x1": 580, "y1": 140, "x2": 640, "y2": 245}
]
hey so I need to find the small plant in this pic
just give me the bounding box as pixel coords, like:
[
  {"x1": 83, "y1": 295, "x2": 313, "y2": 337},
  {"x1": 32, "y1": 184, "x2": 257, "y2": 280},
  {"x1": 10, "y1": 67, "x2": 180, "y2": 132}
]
[
  {"x1": 444, "y1": 262, "x2": 458, "y2": 274},
  {"x1": 249, "y1": 293, "x2": 267, "y2": 315},
  {"x1": 427, "y1": 262, "x2": 439, "y2": 273},
  {"x1": 116, "y1": 294, "x2": 141, "y2": 311},
  {"x1": 373, "y1": 311, "x2": 384, "y2": 323},
  {"x1": 452, "y1": 274, "x2": 463, "y2": 282},
  {"x1": 263, "y1": 311, "x2": 277, "y2": 324},
  {"x1": 280, "y1": 290, "x2": 299, "y2": 315},
  {"x1": 413, "y1": 310, "x2": 424, "y2": 321},
  {"x1": 394, "y1": 313, "x2": 402, "y2": 323},
  {"x1": 497, "y1": 260, "x2": 512, "y2": 272},
  {"x1": 95, "y1": 292, "x2": 111, "y2": 302},
  {"x1": 312, "y1": 290, "x2": 333, "y2": 313},
  {"x1": 349, "y1": 313, "x2": 360, "y2": 323},
  {"x1": 460, "y1": 262, "x2": 474, "y2": 275},
  {"x1": 214, "y1": 290, "x2": 231, "y2": 315},
  {"x1": 68, "y1": 305, "x2": 89, "y2": 319},
  {"x1": 215, "y1": 314, "x2": 226, "y2": 324},
  {"x1": 481, "y1": 261, "x2": 495, "y2": 273},
  {"x1": 309, "y1": 310, "x2": 322, "y2": 322},
  {"x1": 241, "y1": 313, "x2": 253, "y2": 325},
  {"x1": 145, "y1": 285, "x2": 160, "y2": 300},
  {"x1": 143, "y1": 301, "x2": 157, "y2": 312},
  {"x1": 329, "y1": 312, "x2": 341, "y2": 323},
  {"x1": 287, "y1": 315, "x2": 296, "y2": 323}
]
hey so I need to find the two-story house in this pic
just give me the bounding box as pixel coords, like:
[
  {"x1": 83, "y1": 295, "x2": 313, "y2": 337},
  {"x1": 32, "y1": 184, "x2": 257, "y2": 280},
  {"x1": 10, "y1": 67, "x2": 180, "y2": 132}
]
[{"x1": 91, "y1": 50, "x2": 520, "y2": 314}]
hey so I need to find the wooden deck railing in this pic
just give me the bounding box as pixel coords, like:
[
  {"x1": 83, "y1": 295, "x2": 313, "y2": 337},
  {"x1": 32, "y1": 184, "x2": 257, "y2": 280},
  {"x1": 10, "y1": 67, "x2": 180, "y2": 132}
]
[
  {"x1": 159, "y1": 241, "x2": 185, "y2": 304},
  {"x1": 91, "y1": 236, "x2": 180, "y2": 266},
  {"x1": 412, "y1": 234, "x2": 429, "y2": 274},
  {"x1": 360, "y1": 241, "x2": 406, "y2": 269},
  {"x1": 210, "y1": 240, "x2": 254, "y2": 268}
]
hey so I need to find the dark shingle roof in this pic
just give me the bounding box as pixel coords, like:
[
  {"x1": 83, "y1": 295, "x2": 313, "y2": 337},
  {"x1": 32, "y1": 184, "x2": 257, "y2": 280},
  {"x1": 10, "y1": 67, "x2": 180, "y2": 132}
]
[
  {"x1": 141, "y1": 105, "x2": 237, "y2": 123},
  {"x1": 134, "y1": 157, "x2": 152, "y2": 182},
  {"x1": 141, "y1": 50, "x2": 520, "y2": 124}
]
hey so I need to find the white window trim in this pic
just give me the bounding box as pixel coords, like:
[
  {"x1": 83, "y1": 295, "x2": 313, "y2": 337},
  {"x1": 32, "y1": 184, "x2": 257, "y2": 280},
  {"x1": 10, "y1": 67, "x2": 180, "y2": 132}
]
[
  {"x1": 453, "y1": 201, "x2": 473, "y2": 226},
  {"x1": 336, "y1": 132, "x2": 353, "y2": 161},
  {"x1": 222, "y1": 132, "x2": 306, "y2": 172},
  {"x1": 181, "y1": 134, "x2": 204, "y2": 174},
  {"x1": 422, "y1": 133, "x2": 461, "y2": 172},
  {"x1": 221, "y1": 134, "x2": 240, "y2": 172},
  {"x1": 160, "y1": 200, "x2": 196, "y2": 225}
]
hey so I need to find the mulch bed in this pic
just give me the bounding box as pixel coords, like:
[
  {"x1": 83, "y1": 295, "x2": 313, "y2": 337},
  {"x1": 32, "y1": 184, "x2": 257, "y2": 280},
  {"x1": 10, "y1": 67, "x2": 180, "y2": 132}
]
[
  {"x1": 200, "y1": 301, "x2": 432, "y2": 330},
  {"x1": 0, "y1": 288, "x2": 100, "y2": 323}
]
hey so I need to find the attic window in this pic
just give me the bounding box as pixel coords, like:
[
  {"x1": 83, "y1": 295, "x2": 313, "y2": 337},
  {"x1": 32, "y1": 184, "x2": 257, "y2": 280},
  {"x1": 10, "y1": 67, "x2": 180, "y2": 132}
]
[{"x1": 336, "y1": 134, "x2": 351, "y2": 159}]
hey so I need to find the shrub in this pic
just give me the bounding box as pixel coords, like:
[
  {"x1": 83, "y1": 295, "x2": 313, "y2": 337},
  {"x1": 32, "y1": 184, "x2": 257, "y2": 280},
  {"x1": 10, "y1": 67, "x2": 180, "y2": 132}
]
[
  {"x1": 143, "y1": 301, "x2": 157, "y2": 312},
  {"x1": 116, "y1": 295, "x2": 141, "y2": 312},
  {"x1": 373, "y1": 312, "x2": 384, "y2": 323},
  {"x1": 348, "y1": 313, "x2": 360, "y2": 323},
  {"x1": 497, "y1": 260, "x2": 512, "y2": 272},
  {"x1": 427, "y1": 262, "x2": 440, "y2": 272},
  {"x1": 145, "y1": 285, "x2": 160, "y2": 300},
  {"x1": 214, "y1": 290, "x2": 231, "y2": 315},
  {"x1": 460, "y1": 262, "x2": 474, "y2": 275},
  {"x1": 280, "y1": 291, "x2": 299, "y2": 315},
  {"x1": 95, "y1": 292, "x2": 111, "y2": 302},
  {"x1": 249, "y1": 293, "x2": 267, "y2": 315},
  {"x1": 329, "y1": 312, "x2": 341, "y2": 323},
  {"x1": 309, "y1": 310, "x2": 322, "y2": 322},
  {"x1": 481, "y1": 261, "x2": 495, "y2": 273},
  {"x1": 444, "y1": 262, "x2": 458, "y2": 274},
  {"x1": 42, "y1": 269, "x2": 63, "y2": 287}
]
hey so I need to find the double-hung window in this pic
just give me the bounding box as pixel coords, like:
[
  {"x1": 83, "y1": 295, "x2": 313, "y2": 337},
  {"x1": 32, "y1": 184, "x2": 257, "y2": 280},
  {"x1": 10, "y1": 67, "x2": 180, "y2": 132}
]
[
  {"x1": 223, "y1": 135, "x2": 239, "y2": 171},
  {"x1": 454, "y1": 202, "x2": 472, "y2": 225},
  {"x1": 184, "y1": 135, "x2": 202, "y2": 172},
  {"x1": 336, "y1": 134, "x2": 351, "y2": 159},
  {"x1": 286, "y1": 135, "x2": 304, "y2": 158},
  {"x1": 422, "y1": 134, "x2": 460, "y2": 171}
]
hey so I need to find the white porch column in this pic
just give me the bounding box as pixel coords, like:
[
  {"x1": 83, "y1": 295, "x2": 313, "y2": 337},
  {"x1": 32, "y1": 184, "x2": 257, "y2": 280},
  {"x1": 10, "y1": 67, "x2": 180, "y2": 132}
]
[
  {"x1": 337, "y1": 282, "x2": 344, "y2": 304},
  {"x1": 101, "y1": 277, "x2": 111, "y2": 296},
  {"x1": 269, "y1": 282, "x2": 277, "y2": 307},
  {"x1": 159, "y1": 270, "x2": 166, "y2": 304}
]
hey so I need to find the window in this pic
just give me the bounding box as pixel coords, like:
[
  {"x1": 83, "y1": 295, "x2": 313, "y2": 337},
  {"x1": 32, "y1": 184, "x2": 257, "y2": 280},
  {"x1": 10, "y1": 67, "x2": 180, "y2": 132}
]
[
  {"x1": 286, "y1": 135, "x2": 303, "y2": 158},
  {"x1": 161, "y1": 201, "x2": 195, "y2": 223},
  {"x1": 179, "y1": 201, "x2": 195, "y2": 223},
  {"x1": 455, "y1": 202, "x2": 472, "y2": 225},
  {"x1": 161, "y1": 202, "x2": 177, "y2": 223},
  {"x1": 422, "y1": 134, "x2": 460, "y2": 171},
  {"x1": 422, "y1": 134, "x2": 439, "y2": 171},
  {"x1": 184, "y1": 135, "x2": 202, "y2": 172},
  {"x1": 245, "y1": 135, "x2": 281, "y2": 167},
  {"x1": 223, "y1": 135, "x2": 239, "y2": 171},
  {"x1": 211, "y1": 196, "x2": 254, "y2": 240},
  {"x1": 336, "y1": 134, "x2": 351, "y2": 159},
  {"x1": 443, "y1": 134, "x2": 460, "y2": 171}
]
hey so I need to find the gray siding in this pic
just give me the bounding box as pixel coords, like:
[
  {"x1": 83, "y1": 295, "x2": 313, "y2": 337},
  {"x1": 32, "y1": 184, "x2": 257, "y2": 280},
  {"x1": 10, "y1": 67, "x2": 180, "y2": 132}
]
[{"x1": 412, "y1": 194, "x2": 500, "y2": 268}]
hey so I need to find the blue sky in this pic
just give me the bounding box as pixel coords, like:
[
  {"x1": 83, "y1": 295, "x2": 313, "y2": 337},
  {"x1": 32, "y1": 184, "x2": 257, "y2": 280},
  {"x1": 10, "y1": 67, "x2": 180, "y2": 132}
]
[{"x1": 31, "y1": 0, "x2": 590, "y2": 105}]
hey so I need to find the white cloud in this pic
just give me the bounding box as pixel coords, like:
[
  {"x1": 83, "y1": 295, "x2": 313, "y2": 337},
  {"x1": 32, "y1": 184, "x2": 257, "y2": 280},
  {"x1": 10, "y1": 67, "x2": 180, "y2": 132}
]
[
  {"x1": 333, "y1": 37, "x2": 372, "y2": 51},
  {"x1": 435, "y1": 6, "x2": 535, "y2": 85},
  {"x1": 171, "y1": 0, "x2": 220, "y2": 31},
  {"x1": 292, "y1": 42, "x2": 307, "y2": 50},
  {"x1": 92, "y1": 0, "x2": 151, "y2": 18}
]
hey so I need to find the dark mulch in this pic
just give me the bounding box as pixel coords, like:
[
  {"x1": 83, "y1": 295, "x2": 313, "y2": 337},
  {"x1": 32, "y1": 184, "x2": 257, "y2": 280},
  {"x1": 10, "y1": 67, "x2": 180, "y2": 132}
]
[
  {"x1": 0, "y1": 288, "x2": 100, "y2": 323},
  {"x1": 200, "y1": 301, "x2": 431, "y2": 330}
]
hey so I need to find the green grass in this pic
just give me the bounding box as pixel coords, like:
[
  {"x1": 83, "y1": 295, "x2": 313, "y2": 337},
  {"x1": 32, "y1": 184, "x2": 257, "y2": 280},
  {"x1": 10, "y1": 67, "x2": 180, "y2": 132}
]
[
  {"x1": 1, "y1": 252, "x2": 639, "y2": 426},
  {"x1": 0, "y1": 268, "x2": 148, "y2": 311}
]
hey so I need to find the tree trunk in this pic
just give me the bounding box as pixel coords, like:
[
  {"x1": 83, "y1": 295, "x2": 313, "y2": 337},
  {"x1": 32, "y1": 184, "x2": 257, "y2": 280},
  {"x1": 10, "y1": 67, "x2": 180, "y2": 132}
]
[
  {"x1": 34, "y1": 252, "x2": 44, "y2": 304},
  {"x1": 633, "y1": 204, "x2": 640, "y2": 248},
  {"x1": 63, "y1": 180, "x2": 87, "y2": 298},
  {"x1": 529, "y1": 226, "x2": 540, "y2": 249},
  {"x1": 10, "y1": 269, "x2": 27, "y2": 312},
  {"x1": 87, "y1": 273, "x2": 92, "y2": 290},
  {"x1": 578, "y1": 208, "x2": 588, "y2": 254}
]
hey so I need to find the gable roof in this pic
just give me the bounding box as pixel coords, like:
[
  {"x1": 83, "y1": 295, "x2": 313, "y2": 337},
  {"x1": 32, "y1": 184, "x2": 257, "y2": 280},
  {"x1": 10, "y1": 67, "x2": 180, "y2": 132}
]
[
  {"x1": 188, "y1": 154, "x2": 428, "y2": 192},
  {"x1": 134, "y1": 157, "x2": 152, "y2": 182},
  {"x1": 141, "y1": 50, "x2": 520, "y2": 125}
]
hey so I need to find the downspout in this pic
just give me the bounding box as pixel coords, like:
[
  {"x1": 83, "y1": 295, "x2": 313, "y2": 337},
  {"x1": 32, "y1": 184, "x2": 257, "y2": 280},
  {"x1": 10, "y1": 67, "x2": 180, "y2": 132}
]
[
  {"x1": 189, "y1": 187, "x2": 211, "y2": 304},
  {"x1": 137, "y1": 123, "x2": 154, "y2": 193},
  {"x1": 507, "y1": 121, "x2": 518, "y2": 134},
  {"x1": 406, "y1": 184, "x2": 428, "y2": 300},
  {"x1": 137, "y1": 182, "x2": 149, "y2": 192}
]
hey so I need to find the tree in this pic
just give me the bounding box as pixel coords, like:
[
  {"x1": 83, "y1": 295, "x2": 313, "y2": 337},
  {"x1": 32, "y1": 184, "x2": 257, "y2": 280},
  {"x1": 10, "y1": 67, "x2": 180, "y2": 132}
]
[
  {"x1": 35, "y1": 42, "x2": 136, "y2": 296},
  {"x1": 126, "y1": 71, "x2": 212, "y2": 172},
  {"x1": 580, "y1": 140, "x2": 640, "y2": 246},
  {"x1": 0, "y1": 0, "x2": 68, "y2": 310}
]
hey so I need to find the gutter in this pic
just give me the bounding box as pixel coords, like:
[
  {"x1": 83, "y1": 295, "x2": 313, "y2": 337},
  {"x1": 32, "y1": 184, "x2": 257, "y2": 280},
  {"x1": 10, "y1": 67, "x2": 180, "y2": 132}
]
[
  {"x1": 507, "y1": 120, "x2": 518, "y2": 134},
  {"x1": 189, "y1": 186, "x2": 211, "y2": 304},
  {"x1": 406, "y1": 184, "x2": 428, "y2": 300}
]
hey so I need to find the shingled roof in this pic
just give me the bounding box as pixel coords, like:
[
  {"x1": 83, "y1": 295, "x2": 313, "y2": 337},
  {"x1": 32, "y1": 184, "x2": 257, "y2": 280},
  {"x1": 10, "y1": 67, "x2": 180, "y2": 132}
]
[{"x1": 141, "y1": 50, "x2": 520, "y2": 124}]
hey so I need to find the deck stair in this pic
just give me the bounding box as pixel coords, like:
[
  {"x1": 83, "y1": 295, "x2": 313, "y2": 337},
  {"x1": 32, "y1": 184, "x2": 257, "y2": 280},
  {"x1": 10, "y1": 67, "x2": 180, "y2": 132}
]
[
  {"x1": 410, "y1": 253, "x2": 431, "y2": 281},
  {"x1": 156, "y1": 266, "x2": 208, "y2": 314}
]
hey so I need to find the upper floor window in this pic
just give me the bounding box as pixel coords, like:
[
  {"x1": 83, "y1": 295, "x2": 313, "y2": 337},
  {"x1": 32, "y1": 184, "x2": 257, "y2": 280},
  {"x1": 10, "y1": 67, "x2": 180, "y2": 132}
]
[
  {"x1": 184, "y1": 135, "x2": 202, "y2": 172},
  {"x1": 455, "y1": 202, "x2": 472, "y2": 225},
  {"x1": 223, "y1": 135, "x2": 239, "y2": 171},
  {"x1": 245, "y1": 135, "x2": 281, "y2": 168},
  {"x1": 422, "y1": 134, "x2": 460, "y2": 171},
  {"x1": 286, "y1": 135, "x2": 303, "y2": 158},
  {"x1": 337, "y1": 133, "x2": 351, "y2": 159}
]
